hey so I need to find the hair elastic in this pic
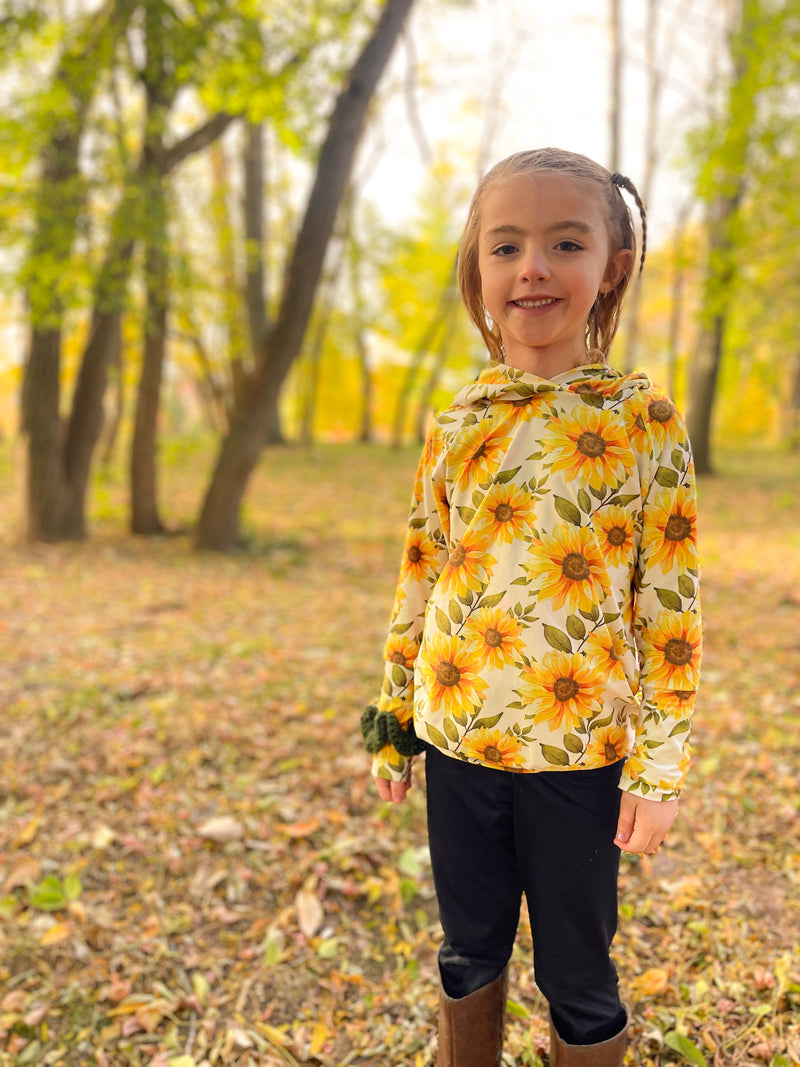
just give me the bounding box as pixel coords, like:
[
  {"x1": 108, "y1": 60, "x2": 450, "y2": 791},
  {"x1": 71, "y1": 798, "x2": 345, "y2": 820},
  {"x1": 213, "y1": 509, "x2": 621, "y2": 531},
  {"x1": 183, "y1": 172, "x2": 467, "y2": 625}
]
[{"x1": 610, "y1": 173, "x2": 626, "y2": 188}]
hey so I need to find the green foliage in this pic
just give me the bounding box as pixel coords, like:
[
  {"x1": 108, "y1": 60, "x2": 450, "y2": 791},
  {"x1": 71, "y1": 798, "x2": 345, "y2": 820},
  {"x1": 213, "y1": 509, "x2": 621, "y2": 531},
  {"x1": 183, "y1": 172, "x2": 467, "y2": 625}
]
[{"x1": 27, "y1": 874, "x2": 83, "y2": 912}]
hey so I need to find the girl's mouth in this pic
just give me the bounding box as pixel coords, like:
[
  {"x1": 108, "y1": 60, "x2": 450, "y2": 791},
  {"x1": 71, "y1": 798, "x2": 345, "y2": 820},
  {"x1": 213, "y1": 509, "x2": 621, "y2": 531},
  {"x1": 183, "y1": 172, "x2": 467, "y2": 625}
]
[{"x1": 512, "y1": 298, "x2": 558, "y2": 308}]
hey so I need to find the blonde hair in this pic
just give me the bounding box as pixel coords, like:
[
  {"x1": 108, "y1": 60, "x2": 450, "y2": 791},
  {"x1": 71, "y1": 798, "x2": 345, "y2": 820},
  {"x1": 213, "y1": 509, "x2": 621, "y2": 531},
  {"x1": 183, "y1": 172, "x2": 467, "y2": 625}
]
[{"x1": 457, "y1": 148, "x2": 646, "y2": 364}]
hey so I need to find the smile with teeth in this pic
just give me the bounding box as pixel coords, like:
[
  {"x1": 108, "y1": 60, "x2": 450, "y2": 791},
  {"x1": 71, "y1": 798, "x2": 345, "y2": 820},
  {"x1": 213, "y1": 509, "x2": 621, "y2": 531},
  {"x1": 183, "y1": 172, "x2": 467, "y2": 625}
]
[{"x1": 512, "y1": 297, "x2": 559, "y2": 308}]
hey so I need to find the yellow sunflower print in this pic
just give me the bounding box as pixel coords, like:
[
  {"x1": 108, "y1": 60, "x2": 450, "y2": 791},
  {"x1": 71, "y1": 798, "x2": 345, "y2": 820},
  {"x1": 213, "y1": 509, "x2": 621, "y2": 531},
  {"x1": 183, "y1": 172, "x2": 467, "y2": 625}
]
[
  {"x1": 641, "y1": 485, "x2": 697, "y2": 574},
  {"x1": 584, "y1": 628, "x2": 626, "y2": 681},
  {"x1": 659, "y1": 689, "x2": 695, "y2": 719},
  {"x1": 463, "y1": 608, "x2": 525, "y2": 670},
  {"x1": 593, "y1": 505, "x2": 636, "y2": 569},
  {"x1": 418, "y1": 632, "x2": 489, "y2": 717},
  {"x1": 543, "y1": 407, "x2": 632, "y2": 491},
  {"x1": 644, "y1": 397, "x2": 680, "y2": 452},
  {"x1": 476, "y1": 482, "x2": 537, "y2": 543},
  {"x1": 439, "y1": 527, "x2": 497, "y2": 599},
  {"x1": 448, "y1": 421, "x2": 512, "y2": 491},
  {"x1": 583, "y1": 724, "x2": 629, "y2": 767},
  {"x1": 399, "y1": 527, "x2": 441, "y2": 584},
  {"x1": 384, "y1": 633, "x2": 419, "y2": 670},
  {"x1": 641, "y1": 611, "x2": 702, "y2": 691},
  {"x1": 460, "y1": 728, "x2": 526, "y2": 768},
  {"x1": 528, "y1": 524, "x2": 609, "y2": 615},
  {"x1": 518, "y1": 651, "x2": 603, "y2": 732},
  {"x1": 659, "y1": 751, "x2": 691, "y2": 793}
]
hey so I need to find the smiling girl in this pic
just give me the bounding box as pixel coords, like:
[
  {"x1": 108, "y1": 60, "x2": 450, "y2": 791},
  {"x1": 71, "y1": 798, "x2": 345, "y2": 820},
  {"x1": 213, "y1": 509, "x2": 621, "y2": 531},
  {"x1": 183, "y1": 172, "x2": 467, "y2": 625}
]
[{"x1": 362, "y1": 149, "x2": 702, "y2": 1066}]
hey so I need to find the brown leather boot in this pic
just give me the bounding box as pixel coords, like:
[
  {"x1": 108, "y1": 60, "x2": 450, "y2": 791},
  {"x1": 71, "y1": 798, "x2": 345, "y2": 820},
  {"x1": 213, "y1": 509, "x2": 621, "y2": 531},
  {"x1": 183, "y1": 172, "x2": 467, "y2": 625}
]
[
  {"x1": 437, "y1": 968, "x2": 507, "y2": 1067},
  {"x1": 548, "y1": 1011, "x2": 628, "y2": 1066}
]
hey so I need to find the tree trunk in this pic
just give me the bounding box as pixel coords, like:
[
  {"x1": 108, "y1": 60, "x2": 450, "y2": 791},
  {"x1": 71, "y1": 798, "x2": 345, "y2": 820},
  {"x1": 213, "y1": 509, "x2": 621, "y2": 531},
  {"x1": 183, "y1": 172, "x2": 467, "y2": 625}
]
[
  {"x1": 687, "y1": 314, "x2": 725, "y2": 475},
  {"x1": 195, "y1": 0, "x2": 417, "y2": 550},
  {"x1": 100, "y1": 319, "x2": 125, "y2": 470},
  {"x1": 621, "y1": 0, "x2": 660, "y2": 374},
  {"x1": 20, "y1": 1, "x2": 131, "y2": 542},
  {"x1": 194, "y1": 401, "x2": 270, "y2": 550},
  {"x1": 61, "y1": 306, "x2": 126, "y2": 536},
  {"x1": 131, "y1": 184, "x2": 169, "y2": 534},
  {"x1": 787, "y1": 350, "x2": 800, "y2": 452},
  {"x1": 686, "y1": 1, "x2": 758, "y2": 474},
  {"x1": 21, "y1": 329, "x2": 68, "y2": 541},
  {"x1": 665, "y1": 200, "x2": 692, "y2": 402},
  {"x1": 608, "y1": 0, "x2": 623, "y2": 171}
]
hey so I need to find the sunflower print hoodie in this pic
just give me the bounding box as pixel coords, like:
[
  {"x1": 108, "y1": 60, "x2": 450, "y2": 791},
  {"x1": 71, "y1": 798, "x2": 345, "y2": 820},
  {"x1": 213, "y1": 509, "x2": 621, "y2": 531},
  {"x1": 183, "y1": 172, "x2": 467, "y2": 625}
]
[{"x1": 364, "y1": 360, "x2": 701, "y2": 801}]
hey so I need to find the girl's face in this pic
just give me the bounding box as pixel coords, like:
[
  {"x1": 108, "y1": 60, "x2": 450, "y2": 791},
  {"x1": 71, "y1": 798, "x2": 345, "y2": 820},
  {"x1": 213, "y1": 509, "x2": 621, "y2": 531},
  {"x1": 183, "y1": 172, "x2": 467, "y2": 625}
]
[{"x1": 477, "y1": 172, "x2": 631, "y2": 377}]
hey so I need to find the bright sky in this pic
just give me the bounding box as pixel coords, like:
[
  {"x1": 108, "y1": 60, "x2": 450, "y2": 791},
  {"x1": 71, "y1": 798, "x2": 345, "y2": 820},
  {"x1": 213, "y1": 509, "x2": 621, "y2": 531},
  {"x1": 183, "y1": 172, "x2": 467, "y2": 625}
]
[{"x1": 362, "y1": 0, "x2": 725, "y2": 246}]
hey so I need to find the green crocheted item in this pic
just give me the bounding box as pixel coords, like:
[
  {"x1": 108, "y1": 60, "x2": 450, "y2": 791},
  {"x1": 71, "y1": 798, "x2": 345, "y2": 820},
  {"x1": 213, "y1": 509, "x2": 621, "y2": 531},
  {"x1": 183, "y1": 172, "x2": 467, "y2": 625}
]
[{"x1": 361, "y1": 704, "x2": 426, "y2": 757}]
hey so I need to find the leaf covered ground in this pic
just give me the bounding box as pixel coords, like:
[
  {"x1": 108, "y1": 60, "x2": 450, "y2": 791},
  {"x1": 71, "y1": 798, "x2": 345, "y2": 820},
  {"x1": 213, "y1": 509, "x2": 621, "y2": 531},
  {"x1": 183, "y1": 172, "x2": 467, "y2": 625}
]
[{"x1": 0, "y1": 441, "x2": 799, "y2": 1067}]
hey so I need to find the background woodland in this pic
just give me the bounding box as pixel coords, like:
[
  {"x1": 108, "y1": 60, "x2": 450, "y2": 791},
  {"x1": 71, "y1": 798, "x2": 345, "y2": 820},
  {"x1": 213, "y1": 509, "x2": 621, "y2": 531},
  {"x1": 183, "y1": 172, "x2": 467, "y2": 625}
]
[{"x1": 1, "y1": 2, "x2": 799, "y2": 1065}]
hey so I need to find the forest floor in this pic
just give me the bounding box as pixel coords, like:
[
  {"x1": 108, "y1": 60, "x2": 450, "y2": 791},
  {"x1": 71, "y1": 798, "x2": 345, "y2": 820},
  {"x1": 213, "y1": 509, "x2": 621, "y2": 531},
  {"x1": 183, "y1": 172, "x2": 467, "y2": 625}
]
[{"x1": 0, "y1": 440, "x2": 799, "y2": 1067}]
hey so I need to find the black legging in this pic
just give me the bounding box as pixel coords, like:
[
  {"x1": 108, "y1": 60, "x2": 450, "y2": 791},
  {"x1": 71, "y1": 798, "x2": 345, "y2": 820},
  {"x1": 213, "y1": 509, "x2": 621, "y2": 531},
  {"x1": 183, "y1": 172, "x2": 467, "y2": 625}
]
[{"x1": 425, "y1": 744, "x2": 627, "y2": 1045}]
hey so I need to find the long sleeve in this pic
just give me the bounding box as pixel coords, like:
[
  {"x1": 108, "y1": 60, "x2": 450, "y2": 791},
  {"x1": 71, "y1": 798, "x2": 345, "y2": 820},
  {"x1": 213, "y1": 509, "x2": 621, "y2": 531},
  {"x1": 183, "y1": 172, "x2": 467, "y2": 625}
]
[
  {"x1": 363, "y1": 425, "x2": 451, "y2": 782},
  {"x1": 620, "y1": 395, "x2": 702, "y2": 800}
]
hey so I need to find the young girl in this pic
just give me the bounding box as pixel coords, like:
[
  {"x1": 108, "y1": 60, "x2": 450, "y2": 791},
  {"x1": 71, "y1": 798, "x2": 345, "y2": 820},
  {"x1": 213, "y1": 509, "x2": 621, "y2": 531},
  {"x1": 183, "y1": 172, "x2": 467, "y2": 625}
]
[{"x1": 362, "y1": 148, "x2": 701, "y2": 1067}]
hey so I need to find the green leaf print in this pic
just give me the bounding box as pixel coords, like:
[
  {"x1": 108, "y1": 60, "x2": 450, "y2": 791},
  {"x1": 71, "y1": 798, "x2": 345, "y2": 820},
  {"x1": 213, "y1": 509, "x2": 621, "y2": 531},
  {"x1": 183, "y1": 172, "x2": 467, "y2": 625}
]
[
  {"x1": 578, "y1": 392, "x2": 604, "y2": 409},
  {"x1": 669, "y1": 718, "x2": 691, "y2": 737},
  {"x1": 391, "y1": 664, "x2": 407, "y2": 687},
  {"x1": 443, "y1": 718, "x2": 460, "y2": 743},
  {"x1": 436, "y1": 608, "x2": 452, "y2": 634},
  {"x1": 478, "y1": 591, "x2": 506, "y2": 609},
  {"x1": 494, "y1": 466, "x2": 521, "y2": 484},
  {"x1": 577, "y1": 488, "x2": 592, "y2": 514},
  {"x1": 671, "y1": 447, "x2": 686, "y2": 471},
  {"x1": 391, "y1": 621, "x2": 414, "y2": 634},
  {"x1": 605, "y1": 493, "x2": 638, "y2": 508},
  {"x1": 456, "y1": 506, "x2": 476, "y2": 523},
  {"x1": 654, "y1": 465, "x2": 679, "y2": 488},
  {"x1": 656, "y1": 588, "x2": 682, "y2": 611},
  {"x1": 427, "y1": 723, "x2": 448, "y2": 748},
  {"x1": 449, "y1": 599, "x2": 464, "y2": 625},
  {"x1": 554, "y1": 496, "x2": 583, "y2": 526},
  {"x1": 541, "y1": 745, "x2": 570, "y2": 766},
  {"x1": 543, "y1": 624, "x2": 573, "y2": 653},
  {"x1": 472, "y1": 713, "x2": 503, "y2": 730},
  {"x1": 580, "y1": 604, "x2": 601, "y2": 622},
  {"x1": 678, "y1": 574, "x2": 696, "y2": 599},
  {"x1": 563, "y1": 734, "x2": 584, "y2": 754},
  {"x1": 566, "y1": 614, "x2": 587, "y2": 640}
]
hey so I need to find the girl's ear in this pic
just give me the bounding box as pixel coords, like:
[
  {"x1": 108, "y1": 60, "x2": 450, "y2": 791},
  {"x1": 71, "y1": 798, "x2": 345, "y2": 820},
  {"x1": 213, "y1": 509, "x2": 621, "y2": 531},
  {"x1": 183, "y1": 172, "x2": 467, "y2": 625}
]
[{"x1": 603, "y1": 248, "x2": 634, "y2": 291}]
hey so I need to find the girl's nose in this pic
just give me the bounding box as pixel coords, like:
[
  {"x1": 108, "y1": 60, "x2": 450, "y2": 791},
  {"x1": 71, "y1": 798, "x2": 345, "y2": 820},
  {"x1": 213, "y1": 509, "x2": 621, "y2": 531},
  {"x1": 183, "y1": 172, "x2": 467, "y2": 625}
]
[{"x1": 518, "y1": 248, "x2": 549, "y2": 282}]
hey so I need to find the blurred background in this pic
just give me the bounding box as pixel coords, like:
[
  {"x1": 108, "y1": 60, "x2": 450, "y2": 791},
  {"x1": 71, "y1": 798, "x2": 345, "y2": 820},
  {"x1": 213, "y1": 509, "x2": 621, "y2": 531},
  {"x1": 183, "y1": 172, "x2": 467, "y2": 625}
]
[{"x1": 1, "y1": 0, "x2": 797, "y2": 548}]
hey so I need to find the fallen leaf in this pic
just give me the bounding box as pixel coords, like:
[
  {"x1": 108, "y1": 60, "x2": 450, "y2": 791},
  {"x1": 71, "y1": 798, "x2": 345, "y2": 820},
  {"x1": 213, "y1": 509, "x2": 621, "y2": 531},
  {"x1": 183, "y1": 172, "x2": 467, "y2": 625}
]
[
  {"x1": 197, "y1": 816, "x2": 244, "y2": 843},
  {"x1": 3, "y1": 856, "x2": 42, "y2": 891},
  {"x1": 295, "y1": 887, "x2": 324, "y2": 939}
]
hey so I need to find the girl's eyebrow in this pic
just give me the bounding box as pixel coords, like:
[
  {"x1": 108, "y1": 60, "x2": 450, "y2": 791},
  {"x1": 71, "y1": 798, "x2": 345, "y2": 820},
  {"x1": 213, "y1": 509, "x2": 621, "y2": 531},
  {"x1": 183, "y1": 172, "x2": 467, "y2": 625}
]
[
  {"x1": 546, "y1": 219, "x2": 595, "y2": 234},
  {"x1": 483, "y1": 219, "x2": 596, "y2": 240}
]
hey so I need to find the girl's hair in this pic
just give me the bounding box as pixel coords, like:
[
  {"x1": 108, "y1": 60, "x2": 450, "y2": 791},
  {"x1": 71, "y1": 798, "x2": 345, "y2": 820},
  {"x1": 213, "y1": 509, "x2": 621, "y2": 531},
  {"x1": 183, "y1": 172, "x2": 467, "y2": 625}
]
[{"x1": 457, "y1": 147, "x2": 647, "y2": 364}]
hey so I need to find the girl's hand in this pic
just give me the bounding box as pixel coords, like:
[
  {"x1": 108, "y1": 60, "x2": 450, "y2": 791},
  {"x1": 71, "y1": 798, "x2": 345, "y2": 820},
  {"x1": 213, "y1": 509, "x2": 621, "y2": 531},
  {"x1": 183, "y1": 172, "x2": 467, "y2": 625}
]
[
  {"x1": 615, "y1": 792, "x2": 678, "y2": 854},
  {"x1": 373, "y1": 770, "x2": 412, "y2": 804}
]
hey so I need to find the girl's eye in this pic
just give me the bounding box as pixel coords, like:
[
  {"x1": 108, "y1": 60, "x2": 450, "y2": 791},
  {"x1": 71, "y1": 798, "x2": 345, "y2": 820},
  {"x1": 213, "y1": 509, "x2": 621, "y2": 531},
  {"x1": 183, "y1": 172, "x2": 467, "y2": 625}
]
[
  {"x1": 555, "y1": 240, "x2": 582, "y2": 252},
  {"x1": 492, "y1": 243, "x2": 518, "y2": 257}
]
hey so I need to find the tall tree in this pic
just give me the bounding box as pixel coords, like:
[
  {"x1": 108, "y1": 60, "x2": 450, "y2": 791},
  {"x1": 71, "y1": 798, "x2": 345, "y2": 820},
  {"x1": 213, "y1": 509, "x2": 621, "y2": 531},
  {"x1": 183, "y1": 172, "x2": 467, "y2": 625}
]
[
  {"x1": 194, "y1": 0, "x2": 417, "y2": 551},
  {"x1": 18, "y1": 2, "x2": 130, "y2": 542},
  {"x1": 686, "y1": 0, "x2": 794, "y2": 472},
  {"x1": 14, "y1": 0, "x2": 240, "y2": 541}
]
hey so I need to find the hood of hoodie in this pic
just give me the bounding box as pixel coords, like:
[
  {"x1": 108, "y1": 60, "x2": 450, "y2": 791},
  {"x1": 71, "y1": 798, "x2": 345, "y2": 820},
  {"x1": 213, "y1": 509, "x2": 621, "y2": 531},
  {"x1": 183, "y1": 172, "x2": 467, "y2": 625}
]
[{"x1": 450, "y1": 360, "x2": 652, "y2": 410}]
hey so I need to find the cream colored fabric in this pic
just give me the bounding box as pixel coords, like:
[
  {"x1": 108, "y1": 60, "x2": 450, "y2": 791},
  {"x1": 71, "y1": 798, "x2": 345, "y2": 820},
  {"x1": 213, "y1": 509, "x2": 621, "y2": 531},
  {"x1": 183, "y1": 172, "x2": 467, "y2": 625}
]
[{"x1": 370, "y1": 361, "x2": 701, "y2": 800}]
